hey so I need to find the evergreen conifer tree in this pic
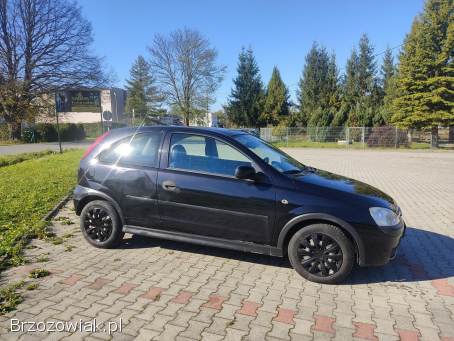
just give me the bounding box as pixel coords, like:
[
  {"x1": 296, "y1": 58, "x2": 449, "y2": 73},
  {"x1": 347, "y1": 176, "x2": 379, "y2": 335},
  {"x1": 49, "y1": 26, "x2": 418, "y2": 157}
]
[
  {"x1": 380, "y1": 47, "x2": 396, "y2": 123},
  {"x1": 334, "y1": 49, "x2": 359, "y2": 126},
  {"x1": 297, "y1": 43, "x2": 339, "y2": 126},
  {"x1": 225, "y1": 48, "x2": 264, "y2": 127},
  {"x1": 125, "y1": 56, "x2": 162, "y2": 121},
  {"x1": 391, "y1": 0, "x2": 454, "y2": 146},
  {"x1": 261, "y1": 66, "x2": 290, "y2": 125}
]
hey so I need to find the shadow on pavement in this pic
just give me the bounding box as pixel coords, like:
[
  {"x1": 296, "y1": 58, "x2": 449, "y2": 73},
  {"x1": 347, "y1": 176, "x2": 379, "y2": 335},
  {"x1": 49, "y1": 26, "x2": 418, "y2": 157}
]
[
  {"x1": 119, "y1": 226, "x2": 454, "y2": 284},
  {"x1": 348, "y1": 226, "x2": 454, "y2": 284},
  {"x1": 120, "y1": 234, "x2": 292, "y2": 268}
]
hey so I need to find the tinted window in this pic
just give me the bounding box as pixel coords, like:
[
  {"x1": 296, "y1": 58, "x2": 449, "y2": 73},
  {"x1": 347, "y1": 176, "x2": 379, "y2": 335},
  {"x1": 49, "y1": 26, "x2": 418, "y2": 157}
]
[
  {"x1": 169, "y1": 133, "x2": 251, "y2": 176},
  {"x1": 233, "y1": 133, "x2": 305, "y2": 173},
  {"x1": 99, "y1": 132, "x2": 162, "y2": 167}
]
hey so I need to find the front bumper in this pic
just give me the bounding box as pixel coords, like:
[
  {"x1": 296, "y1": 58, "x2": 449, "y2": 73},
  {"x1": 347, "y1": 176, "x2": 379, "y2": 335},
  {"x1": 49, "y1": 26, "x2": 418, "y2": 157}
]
[{"x1": 360, "y1": 220, "x2": 406, "y2": 266}]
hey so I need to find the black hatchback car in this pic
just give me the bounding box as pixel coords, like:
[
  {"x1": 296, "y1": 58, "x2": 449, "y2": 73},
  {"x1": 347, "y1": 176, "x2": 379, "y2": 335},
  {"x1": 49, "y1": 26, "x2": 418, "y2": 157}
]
[{"x1": 74, "y1": 126, "x2": 405, "y2": 284}]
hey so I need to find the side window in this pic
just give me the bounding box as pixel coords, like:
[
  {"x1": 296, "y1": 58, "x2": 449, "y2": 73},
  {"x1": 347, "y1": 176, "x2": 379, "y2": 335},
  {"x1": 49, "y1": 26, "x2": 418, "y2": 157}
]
[
  {"x1": 169, "y1": 133, "x2": 252, "y2": 177},
  {"x1": 215, "y1": 139, "x2": 250, "y2": 162},
  {"x1": 99, "y1": 132, "x2": 162, "y2": 167}
]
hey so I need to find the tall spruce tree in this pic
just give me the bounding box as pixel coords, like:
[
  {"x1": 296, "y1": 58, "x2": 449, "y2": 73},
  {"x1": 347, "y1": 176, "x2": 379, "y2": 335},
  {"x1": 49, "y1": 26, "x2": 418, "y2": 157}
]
[
  {"x1": 356, "y1": 34, "x2": 381, "y2": 126},
  {"x1": 391, "y1": 0, "x2": 454, "y2": 146},
  {"x1": 297, "y1": 43, "x2": 339, "y2": 126},
  {"x1": 336, "y1": 34, "x2": 382, "y2": 127},
  {"x1": 225, "y1": 48, "x2": 264, "y2": 127},
  {"x1": 380, "y1": 47, "x2": 396, "y2": 123},
  {"x1": 125, "y1": 55, "x2": 162, "y2": 121},
  {"x1": 334, "y1": 49, "x2": 359, "y2": 126},
  {"x1": 261, "y1": 66, "x2": 290, "y2": 125},
  {"x1": 381, "y1": 47, "x2": 395, "y2": 90}
]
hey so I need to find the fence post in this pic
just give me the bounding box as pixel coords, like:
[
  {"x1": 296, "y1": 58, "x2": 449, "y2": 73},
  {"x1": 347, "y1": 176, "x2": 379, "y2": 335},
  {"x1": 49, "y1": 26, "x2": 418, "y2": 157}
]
[
  {"x1": 346, "y1": 127, "x2": 350, "y2": 149},
  {"x1": 362, "y1": 127, "x2": 365, "y2": 149},
  {"x1": 286, "y1": 127, "x2": 289, "y2": 147},
  {"x1": 395, "y1": 127, "x2": 398, "y2": 149}
]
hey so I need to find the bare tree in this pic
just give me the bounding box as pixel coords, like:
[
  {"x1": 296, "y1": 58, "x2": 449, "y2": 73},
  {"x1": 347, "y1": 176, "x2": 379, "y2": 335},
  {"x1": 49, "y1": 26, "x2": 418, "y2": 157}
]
[
  {"x1": 0, "y1": 0, "x2": 108, "y2": 139},
  {"x1": 148, "y1": 28, "x2": 226, "y2": 126}
]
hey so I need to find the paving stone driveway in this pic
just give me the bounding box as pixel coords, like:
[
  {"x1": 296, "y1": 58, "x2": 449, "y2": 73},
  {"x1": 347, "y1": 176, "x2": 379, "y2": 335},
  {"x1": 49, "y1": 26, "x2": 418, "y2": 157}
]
[{"x1": 1, "y1": 149, "x2": 454, "y2": 341}]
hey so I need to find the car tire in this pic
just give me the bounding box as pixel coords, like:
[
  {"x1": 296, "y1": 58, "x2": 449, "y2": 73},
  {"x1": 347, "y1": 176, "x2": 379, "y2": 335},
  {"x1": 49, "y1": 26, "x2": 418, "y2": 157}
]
[
  {"x1": 80, "y1": 200, "x2": 123, "y2": 248},
  {"x1": 288, "y1": 223, "x2": 354, "y2": 284}
]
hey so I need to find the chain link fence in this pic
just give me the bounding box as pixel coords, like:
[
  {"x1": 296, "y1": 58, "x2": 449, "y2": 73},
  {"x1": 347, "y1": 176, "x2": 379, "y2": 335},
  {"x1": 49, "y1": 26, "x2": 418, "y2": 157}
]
[
  {"x1": 1, "y1": 120, "x2": 453, "y2": 149},
  {"x1": 259, "y1": 126, "x2": 454, "y2": 149}
]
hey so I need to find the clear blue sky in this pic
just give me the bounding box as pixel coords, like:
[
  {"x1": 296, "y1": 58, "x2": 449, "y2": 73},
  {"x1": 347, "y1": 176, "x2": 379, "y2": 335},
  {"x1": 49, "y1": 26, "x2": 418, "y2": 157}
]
[{"x1": 78, "y1": 0, "x2": 425, "y2": 111}]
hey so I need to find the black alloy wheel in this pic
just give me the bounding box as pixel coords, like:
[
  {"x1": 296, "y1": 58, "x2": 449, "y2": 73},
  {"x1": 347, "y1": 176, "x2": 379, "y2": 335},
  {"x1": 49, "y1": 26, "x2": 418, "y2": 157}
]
[
  {"x1": 288, "y1": 223, "x2": 354, "y2": 284},
  {"x1": 297, "y1": 233, "x2": 343, "y2": 277},
  {"x1": 83, "y1": 206, "x2": 113, "y2": 242},
  {"x1": 80, "y1": 200, "x2": 123, "y2": 248}
]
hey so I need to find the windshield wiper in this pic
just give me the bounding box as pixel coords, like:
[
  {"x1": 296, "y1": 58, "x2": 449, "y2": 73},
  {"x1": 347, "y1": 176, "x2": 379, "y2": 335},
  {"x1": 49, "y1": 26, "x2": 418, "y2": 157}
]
[{"x1": 282, "y1": 169, "x2": 304, "y2": 174}]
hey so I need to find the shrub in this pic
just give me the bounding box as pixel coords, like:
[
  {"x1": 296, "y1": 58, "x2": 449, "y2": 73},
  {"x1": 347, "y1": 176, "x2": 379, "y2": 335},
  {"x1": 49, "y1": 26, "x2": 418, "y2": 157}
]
[
  {"x1": 81, "y1": 122, "x2": 103, "y2": 138},
  {"x1": 272, "y1": 124, "x2": 289, "y2": 140},
  {"x1": 366, "y1": 126, "x2": 409, "y2": 148},
  {"x1": 0, "y1": 124, "x2": 10, "y2": 141},
  {"x1": 60, "y1": 123, "x2": 86, "y2": 141},
  {"x1": 21, "y1": 128, "x2": 36, "y2": 143},
  {"x1": 81, "y1": 122, "x2": 126, "y2": 138},
  {"x1": 35, "y1": 123, "x2": 58, "y2": 142}
]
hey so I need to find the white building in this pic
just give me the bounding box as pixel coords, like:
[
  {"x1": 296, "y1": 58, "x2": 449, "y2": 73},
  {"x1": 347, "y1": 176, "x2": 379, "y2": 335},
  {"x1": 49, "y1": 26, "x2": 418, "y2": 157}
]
[
  {"x1": 190, "y1": 112, "x2": 219, "y2": 127},
  {"x1": 38, "y1": 88, "x2": 127, "y2": 125}
]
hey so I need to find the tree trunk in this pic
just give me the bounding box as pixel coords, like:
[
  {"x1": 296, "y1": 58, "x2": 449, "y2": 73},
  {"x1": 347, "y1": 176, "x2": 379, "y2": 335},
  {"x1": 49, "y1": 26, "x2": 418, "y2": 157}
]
[
  {"x1": 431, "y1": 126, "x2": 439, "y2": 148},
  {"x1": 9, "y1": 122, "x2": 22, "y2": 140},
  {"x1": 183, "y1": 109, "x2": 190, "y2": 126},
  {"x1": 449, "y1": 125, "x2": 454, "y2": 143}
]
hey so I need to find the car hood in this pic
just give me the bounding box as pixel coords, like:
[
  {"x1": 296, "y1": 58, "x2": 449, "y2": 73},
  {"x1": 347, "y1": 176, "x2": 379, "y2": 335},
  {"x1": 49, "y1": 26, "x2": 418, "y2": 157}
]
[{"x1": 293, "y1": 168, "x2": 396, "y2": 208}]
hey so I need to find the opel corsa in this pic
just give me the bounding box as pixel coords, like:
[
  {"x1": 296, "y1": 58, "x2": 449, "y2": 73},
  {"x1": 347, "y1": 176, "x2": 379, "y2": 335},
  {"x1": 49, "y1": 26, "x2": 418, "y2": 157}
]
[{"x1": 74, "y1": 126, "x2": 405, "y2": 284}]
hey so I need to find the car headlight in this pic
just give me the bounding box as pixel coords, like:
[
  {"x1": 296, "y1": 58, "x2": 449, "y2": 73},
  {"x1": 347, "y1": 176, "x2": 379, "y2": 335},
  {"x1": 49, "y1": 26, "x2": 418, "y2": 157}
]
[{"x1": 369, "y1": 207, "x2": 400, "y2": 226}]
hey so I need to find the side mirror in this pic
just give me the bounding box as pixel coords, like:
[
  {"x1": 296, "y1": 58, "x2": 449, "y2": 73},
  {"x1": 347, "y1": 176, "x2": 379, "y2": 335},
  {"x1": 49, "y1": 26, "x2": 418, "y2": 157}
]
[{"x1": 234, "y1": 165, "x2": 256, "y2": 181}]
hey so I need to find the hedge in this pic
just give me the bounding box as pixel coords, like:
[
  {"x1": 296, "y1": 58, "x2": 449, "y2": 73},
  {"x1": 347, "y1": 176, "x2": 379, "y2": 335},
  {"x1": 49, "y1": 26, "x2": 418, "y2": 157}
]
[
  {"x1": 21, "y1": 122, "x2": 126, "y2": 143},
  {"x1": 366, "y1": 126, "x2": 409, "y2": 148}
]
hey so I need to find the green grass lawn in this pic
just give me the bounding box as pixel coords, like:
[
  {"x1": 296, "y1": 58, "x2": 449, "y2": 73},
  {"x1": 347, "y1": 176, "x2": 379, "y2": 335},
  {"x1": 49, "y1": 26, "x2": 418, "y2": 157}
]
[
  {"x1": 273, "y1": 140, "x2": 366, "y2": 149},
  {"x1": 0, "y1": 150, "x2": 83, "y2": 269},
  {"x1": 0, "y1": 150, "x2": 57, "y2": 168}
]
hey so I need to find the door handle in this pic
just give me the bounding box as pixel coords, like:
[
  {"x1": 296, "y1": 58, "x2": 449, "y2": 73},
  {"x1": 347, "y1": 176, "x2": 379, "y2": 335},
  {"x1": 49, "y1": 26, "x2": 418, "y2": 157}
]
[{"x1": 162, "y1": 180, "x2": 177, "y2": 191}]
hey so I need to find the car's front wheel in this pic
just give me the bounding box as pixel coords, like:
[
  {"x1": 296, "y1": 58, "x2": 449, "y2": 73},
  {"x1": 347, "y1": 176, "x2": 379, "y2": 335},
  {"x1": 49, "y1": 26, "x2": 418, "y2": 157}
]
[
  {"x1": 80, "y1": 200, "x2": 123, "y2": 248},
  {"x1": 288, "y1": 223, "x2": 354, "y2": 284}
]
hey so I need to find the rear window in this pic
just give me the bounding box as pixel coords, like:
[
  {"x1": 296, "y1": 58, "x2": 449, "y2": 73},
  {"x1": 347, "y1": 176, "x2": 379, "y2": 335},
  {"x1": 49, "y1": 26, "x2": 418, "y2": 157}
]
[{"x1": 98, "y1": 132, "x2": 162, "y2": 167}]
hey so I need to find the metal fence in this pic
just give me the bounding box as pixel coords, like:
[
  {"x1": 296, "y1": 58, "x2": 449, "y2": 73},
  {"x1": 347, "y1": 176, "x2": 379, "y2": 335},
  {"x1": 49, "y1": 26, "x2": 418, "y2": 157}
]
[
  {"x1": 259, "y1": 126, "x2": 454, "y2": 149},
  {"x1": 1, "y1": 120, "x2": 453, "y2": 149}
]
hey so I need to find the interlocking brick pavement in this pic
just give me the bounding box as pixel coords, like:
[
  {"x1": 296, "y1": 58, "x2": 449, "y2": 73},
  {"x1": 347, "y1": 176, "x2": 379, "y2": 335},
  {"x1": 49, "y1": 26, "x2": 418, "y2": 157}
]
[{"x1": 1, "y1": 148, "x2": 454, "y2": 340}]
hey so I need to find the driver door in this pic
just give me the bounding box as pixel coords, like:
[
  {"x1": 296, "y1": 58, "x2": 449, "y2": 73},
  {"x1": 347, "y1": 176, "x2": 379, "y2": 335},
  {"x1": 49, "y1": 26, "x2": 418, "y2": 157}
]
[{"x1": 157, "y1": 133, "x2": 276, "y2": 244}]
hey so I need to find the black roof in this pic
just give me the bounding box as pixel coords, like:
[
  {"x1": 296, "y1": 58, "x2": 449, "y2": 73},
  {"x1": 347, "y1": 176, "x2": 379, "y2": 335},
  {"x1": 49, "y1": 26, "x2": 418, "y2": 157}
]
[{"x1": 118, "y1": 125, "x2": 248, "y2": 137}]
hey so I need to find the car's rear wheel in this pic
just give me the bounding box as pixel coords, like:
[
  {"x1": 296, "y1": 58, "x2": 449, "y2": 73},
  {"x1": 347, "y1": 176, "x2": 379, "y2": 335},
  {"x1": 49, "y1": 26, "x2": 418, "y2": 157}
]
[
  {"x1": 288, "y1": 223, "x2": 354, "y2": 284},
  {"x1": 80, "y1": 200, "x2": 123, "y2": 248}
]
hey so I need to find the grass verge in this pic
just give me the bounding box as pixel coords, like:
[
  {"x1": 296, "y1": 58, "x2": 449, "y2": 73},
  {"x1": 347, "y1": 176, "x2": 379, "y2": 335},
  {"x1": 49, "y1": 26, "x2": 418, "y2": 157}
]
[
  {"x1": 0, "y1": 149, "x2": 83, "y2": 269},
  {"x1": 0, "y1": 150, "x2": 57, "y2": 168},
  {"x1": 272, "y1": 140, "x2": 431, "y2": 149}
]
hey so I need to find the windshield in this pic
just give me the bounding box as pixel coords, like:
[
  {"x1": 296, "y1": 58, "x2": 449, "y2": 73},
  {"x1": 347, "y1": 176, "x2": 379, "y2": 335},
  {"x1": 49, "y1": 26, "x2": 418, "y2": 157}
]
[{"x1": 233, "y1": 133, "x2": 305, "y2": 174}]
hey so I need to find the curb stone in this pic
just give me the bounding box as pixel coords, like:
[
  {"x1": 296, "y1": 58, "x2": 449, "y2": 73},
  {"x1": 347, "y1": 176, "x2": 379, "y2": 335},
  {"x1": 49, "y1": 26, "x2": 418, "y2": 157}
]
[{"x1": 42, "y1": 193, "x2": 72, "y2": 222}]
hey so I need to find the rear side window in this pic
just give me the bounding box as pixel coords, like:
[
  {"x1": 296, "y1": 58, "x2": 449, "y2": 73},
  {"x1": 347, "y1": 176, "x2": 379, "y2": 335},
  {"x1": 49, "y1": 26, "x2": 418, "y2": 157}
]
[
  {"x1": 168, "y1": 133, "x2": 251, "y2": 177},
  {"x1": 99, "y1": 132, "x2": 162, "y2": 167}
]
